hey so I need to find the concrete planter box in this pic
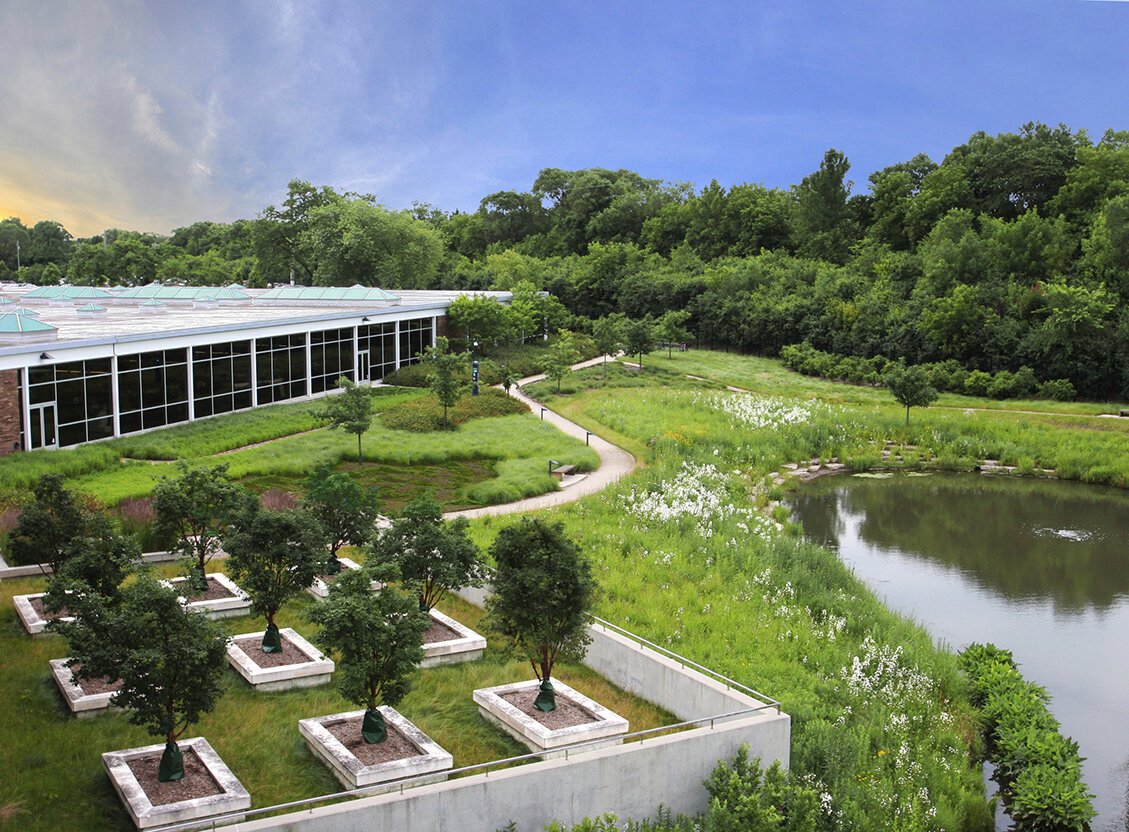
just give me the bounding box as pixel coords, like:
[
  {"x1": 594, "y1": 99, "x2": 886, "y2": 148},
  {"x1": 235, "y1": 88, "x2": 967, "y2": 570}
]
[
  {"x1": 474, "y1": 679, "x2": 629, "y2": 759},
  {"x1": 102, "y1": 737, "x2": 250, "y2": 830},
  {"x1": 161, "y1": 573, "x2": 251, "y2": 619},
  {"x1": 226, "y1": 628, "x2": 334, "y2": 691},
  {"x1": 13, "y1": 592, "x2": 74, "y2": 636},
  {"x1": 299, "y1": 707, "x2": 453, "y2": 791},
  {"x1": 50, "y1": 658, "x2": 121, "y2": 717},
  {"x1": 306, "y1": 558, "x2": 382, "y2": 600},
  {"x1": 421, "y1": 608, "x2": 486, "y2": 668}
]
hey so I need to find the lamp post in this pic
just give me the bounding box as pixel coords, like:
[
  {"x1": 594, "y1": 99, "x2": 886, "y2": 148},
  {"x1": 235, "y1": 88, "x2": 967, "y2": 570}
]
[
  {"x1": 471, "y1": 339, "x2": 479, "y2": 396},
  {"x1": 548, "y1": 459, "x2": 560, "y2": 476}
]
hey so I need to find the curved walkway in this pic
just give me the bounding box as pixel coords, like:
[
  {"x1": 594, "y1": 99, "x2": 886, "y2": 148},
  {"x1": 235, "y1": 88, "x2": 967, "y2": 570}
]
[{"x1": 445, "y1": 355, "x2": 638, "y2": 520}]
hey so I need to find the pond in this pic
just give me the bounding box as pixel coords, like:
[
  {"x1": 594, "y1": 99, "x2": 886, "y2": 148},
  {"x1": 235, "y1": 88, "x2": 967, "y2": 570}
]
[{"x1": 787, "y1": 472, "x2": 1129, "y2": 832}]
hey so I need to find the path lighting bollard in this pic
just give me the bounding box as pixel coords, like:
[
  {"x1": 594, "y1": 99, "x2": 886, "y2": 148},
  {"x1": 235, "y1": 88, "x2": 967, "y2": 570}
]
[
  {"x1": 549, "y1": 459, "x2": 560, "y2": 475},
  {"x1": 586, "y1": 431, "x2": 592, "y2": 446},
  {"x1": 540, "y1": 407, "x2": 546, "y2": 420}
]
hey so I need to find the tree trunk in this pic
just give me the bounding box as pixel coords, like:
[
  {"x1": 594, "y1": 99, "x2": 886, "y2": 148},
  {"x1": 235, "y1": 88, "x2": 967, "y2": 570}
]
[
  {"x1": 357, "y1": 433, "x2": 363, "y2": 463},
  {"x1": 906, "y1": 406, "x2": 911, "y2": 425}
]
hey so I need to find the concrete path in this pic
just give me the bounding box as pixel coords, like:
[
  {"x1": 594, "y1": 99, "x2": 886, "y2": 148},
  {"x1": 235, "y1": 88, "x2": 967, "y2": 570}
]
[{"x1": 445, "y1": 355, "x2": 638, "y2": 520}]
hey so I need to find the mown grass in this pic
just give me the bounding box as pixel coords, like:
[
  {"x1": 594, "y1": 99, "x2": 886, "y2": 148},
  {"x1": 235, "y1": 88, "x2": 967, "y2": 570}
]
[{"x1": 0, "y1": 568, "x2": 676, "y2": 832}]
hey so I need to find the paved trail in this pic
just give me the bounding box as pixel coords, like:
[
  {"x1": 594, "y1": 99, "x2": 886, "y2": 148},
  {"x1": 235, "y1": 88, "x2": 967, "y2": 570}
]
[{"x1": 445, "y1": 355, "x2": 638, "y2": 520}]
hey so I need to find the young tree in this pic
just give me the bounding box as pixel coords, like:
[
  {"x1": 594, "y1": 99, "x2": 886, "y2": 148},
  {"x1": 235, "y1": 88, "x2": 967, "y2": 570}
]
[
  {"x1": 622, "y1": 317, "x2": 657, "y2": 370},
  {"x1": 44, "y1": 518, "x2": 138, "y2": 612},
  {"x1": 592, "y1": 314, "x2": 625, "y2": 378},
  {"x1": 225, "y1": 507, "x2": 325, "y2": 652},
  {"x1": 308, "y1": 570, "x2": 429, "y2": 743},
  {"x1": 486, "y1": 519, "x2": 595, "y2": 712},
  {"x1": 373, "y1": 495, "x2": 482, "y2": 612},
  {"x1": 153, "y1": 463, "x2": 256, "y2": 591},
  {"x1": 300, "y1": 466, "x2": 381, "y2": 570},
  {"x1": 885, "y1": 364, "x2": 939, "y2": 425},
  {"x1": 538, "y1": 331, "x2": 582, "y2": 392},
  {"x1": 657, "y1": 310, "x2": 692, "y2": 359},
  {"x1": 56, "y1": 576, "x2": 229, "y2": 781},
  {"x1": 319, "y1": 377, "x2": 373, "y2": 462},
  {"x1": 421, "y1": 336, "x2": 467, "y2": 425},
  {"x1": 499, "y1": 364, "x2": 519, "y2": 394},
  {"x1": 7, "y1": 475, "x2": 91, "y2": 571}
]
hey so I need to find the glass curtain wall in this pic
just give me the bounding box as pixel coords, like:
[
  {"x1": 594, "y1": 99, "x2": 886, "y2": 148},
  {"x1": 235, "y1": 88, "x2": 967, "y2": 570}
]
[
  {"x1": 27, "y1": 358, "x2": 114, "y2": 448},
  {"x1": 255, "y1": 334, "x2": 308, "y2": 404},
  {"x1": 118, "y1": 349, "x2": 189, "y2": 435},
  {"x1": 398, "y1": 317, "x2": 433, "y2": 368},
  {"x1": 358, "y1": 322, "x2": 396, "y2": 380},
  {"x1": 192, "y1": 340, "x2": 253, "y2": 417},
  {"x1": 310, "y1": 328, "x2": 356, "y2": 393}
]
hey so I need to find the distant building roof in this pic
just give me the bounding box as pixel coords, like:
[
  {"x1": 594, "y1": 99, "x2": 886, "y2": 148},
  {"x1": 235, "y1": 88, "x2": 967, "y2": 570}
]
[{"x1": 255, "y1": 286, "x2": 401, "y2": 303}]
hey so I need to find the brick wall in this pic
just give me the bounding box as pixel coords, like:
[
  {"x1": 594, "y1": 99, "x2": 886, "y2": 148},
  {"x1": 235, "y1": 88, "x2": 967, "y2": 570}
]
[
  {"x1": 435, "y1": 315, "x2": 448, "y2": 339},
  {"x1": 0, "y1": 369, "x2": 22, "y2": 456}
]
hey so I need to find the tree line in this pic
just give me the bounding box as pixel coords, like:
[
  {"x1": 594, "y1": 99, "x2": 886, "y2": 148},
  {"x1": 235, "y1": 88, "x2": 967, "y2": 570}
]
[{"x1": 3, "y1": 121, "x2": 1128, "y2": 397}]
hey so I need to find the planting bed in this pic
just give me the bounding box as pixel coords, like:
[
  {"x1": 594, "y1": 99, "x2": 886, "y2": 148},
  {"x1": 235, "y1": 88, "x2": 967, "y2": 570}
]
[
  {"x1": 473, "y1": 678, "x2": 629, "y2": 759},
  {"x1": 298, "y1": 707, "x2": 453, "y2": 791},
  {"x1": 161, "y1": 573, "x2": 251, "y2": 619},
  {"x1": 13, "y1": 592, "x2": 73, "y2": 636},
  {"x1": 49, "y1": 658, "x2": 122, "y2": 717},
  {"x1": 420, "y1": 608, "x2": 486, "y2": 668},
  {"x1": 102, "y1": 737, "x2": 250, "y2": 830},
  {"x1": 306, "y1": 558, "x2": 381, "y2": 600},
  {"x1": 226, "y1": 628, "x2": 334, "y2": 691}
]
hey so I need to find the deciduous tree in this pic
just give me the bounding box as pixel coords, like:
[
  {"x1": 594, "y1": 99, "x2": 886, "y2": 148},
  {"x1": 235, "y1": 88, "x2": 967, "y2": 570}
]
[{"x1": 319, "y1": 377, "x2": 373, "y2": 462}]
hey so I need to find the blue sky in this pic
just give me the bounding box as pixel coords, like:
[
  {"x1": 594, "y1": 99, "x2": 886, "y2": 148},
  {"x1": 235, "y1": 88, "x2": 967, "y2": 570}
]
[{"x1": 1, "y1": 0, "x2": 1127, "y2": 237}]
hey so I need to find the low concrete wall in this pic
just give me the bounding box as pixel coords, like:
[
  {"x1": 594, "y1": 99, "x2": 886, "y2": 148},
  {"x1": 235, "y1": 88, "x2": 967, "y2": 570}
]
[
  {"x1": 211, "y1": 586, "x2": 789, "y2": 832},
  {"x1": 0, "y1": 549, "x2": 196, "y2": 581}
]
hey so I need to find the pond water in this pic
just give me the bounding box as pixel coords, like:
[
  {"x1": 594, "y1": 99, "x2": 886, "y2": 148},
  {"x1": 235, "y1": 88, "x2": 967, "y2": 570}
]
[{"x1": 787, "y1": 473, "x2": 1129, "y2": 831}]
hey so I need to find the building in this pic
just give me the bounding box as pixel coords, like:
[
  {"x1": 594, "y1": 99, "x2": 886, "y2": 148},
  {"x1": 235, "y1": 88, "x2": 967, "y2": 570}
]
[{"x1": 0, "y1": 283, "x2": 507, "y2": 454}]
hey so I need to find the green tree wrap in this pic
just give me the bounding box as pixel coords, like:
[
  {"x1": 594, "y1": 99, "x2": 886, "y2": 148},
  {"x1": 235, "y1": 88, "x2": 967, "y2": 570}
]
[
  {"x1": 534, "y1": 678, "x2": 556, "y2": 712},
  {"x1": 262, "y1": 623, "x2": 282, "y2": 653},
  {"x1": 362, "y1": 708, "x2": 387, "y2": 744},
  {"x1": 192, "y1": 567, "x2": 209, "y2": 594},
  {"x1": 325, "y1": 556, "x2": 342, "y2": 575},
  {"x1": 158, "y1": 740, "x2": 185, "y2": 782}
]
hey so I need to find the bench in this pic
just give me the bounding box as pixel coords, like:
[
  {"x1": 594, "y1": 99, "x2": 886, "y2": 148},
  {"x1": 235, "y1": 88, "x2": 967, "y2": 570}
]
[
  {"x1": 1120, "y1": 409, "x2": 1129, "y2": 418},
  {"x1": 552, "y1": 464, "x2": 577, "y2": 481}
]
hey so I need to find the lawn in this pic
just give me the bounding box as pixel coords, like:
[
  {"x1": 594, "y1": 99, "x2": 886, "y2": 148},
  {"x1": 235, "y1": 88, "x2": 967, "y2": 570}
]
[{"x1": 0, "y1": 565, "x2": 676, "y2": 832}]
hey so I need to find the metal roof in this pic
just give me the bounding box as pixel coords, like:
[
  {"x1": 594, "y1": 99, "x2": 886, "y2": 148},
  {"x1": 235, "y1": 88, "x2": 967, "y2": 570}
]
[
  {"x1": 0, "y1": 313, "x2": 58, "y2": 333},
  {"x1": 255, "y1": 286, "x2": 401, "y2": 302}
]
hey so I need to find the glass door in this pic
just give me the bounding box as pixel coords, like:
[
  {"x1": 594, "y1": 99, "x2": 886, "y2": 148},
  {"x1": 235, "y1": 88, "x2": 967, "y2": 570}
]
[
  {"x1": 357, "y1": 350, "x2": 370, "y2": 383},
  {"x1": 28, "y1": 402, "x2": 57, "y2": 450}
]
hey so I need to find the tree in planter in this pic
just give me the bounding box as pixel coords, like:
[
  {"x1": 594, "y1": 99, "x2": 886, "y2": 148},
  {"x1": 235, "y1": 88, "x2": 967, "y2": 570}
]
[
  {"x1": 43, "y1": 519, "x2": 139, "y2": 615},
  {"x1": 421, "y1": 336, "x2": 467, "y2": 425},
  {"x1": 538, "y1": 331, "x2": 582, "y2": 392},
  {"x1": 622, "y1": 317, "x2": 657, "y2": 370},
  {"x1": 308, "y1": 569, "x2": 429, "y2": 743},
  {"x1": 55, "y1": 576, "x2": 228, "y2": 781},
  {"x1": 8, "y1": 474, "x2": 92, "y2": 571},
  {"x1": 373, "y1": 495, "x2": 482, "y2": 613},
  {"x1": 592, "y1": 314, "x2": 625, "y2": 378},
  {"x1": 153, "y1": 462, "x2": 256, "y2": 592},
  {"x1": 320, "y1": 376, "x2": 373, "y2": 463},
  {"x1": 225, "y1": 507, "x2": 325, "y2": 652},
  {"x1": 485, "y1": 518, "x2": 596, "y2": 712},
  {"x1": 885, "y1": 363, "x2": 939, "y2": 425},
  {"x1": 300, "y1": 465, "x2": 381, "y2": 573}
]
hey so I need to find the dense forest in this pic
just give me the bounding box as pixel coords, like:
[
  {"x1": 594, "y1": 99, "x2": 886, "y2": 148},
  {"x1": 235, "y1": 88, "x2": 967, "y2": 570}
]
[{"x1": 2, "y1": 122, "x2": 1127, "y2": 398}]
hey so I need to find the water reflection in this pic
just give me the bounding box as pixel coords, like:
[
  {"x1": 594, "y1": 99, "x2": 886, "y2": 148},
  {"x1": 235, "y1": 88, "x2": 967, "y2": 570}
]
[{"x1": 788, "y1": 473, "x2": 1129, "y2": 830}]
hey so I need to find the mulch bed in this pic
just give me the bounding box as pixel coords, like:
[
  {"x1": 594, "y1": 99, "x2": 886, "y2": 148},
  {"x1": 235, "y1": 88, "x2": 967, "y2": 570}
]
[
  {"x1": 29, "y1": 596, "x2": 69, "y2": 620},
  {"x1": 233, "y1": 634, "x2": 313, "y2": 668},
  {"x1": 500, "y1": 689, "x2": 598, "y2": 730},
  {"x1": 66, "y1": 662, "x2": 122, "y2": 695},
  {"x1": 326, "y1": 717, "x2": 423, "y2": 767},
  {"x1": 316, "y1": 560, "x2": 348, "y2": 583},
  {"x1": 422, "y1": 618, "x2": 462, "y2": 644},
  {"x1": 125, "y1": 747, "x2": 222, "y2": 806},
  {"x1": 181, "y1": 577, "x2": 236, "y2": 602}
]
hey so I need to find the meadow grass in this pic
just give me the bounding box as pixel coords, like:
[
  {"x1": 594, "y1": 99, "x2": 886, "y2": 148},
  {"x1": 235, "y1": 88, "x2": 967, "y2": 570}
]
[{"x1": 0, "y1": 569, "x2": 676, "y2": 832}]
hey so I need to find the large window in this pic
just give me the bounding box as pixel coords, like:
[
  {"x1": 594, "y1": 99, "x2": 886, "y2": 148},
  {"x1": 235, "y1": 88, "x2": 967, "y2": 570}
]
[
  {"x1": 358, "y1": 322, "x2": 396, "y2": 380},
  {"x1": 192, "y1": 340, "x2": 253, "y2": 417},
  {"x1": 255, "y1": 334, "x2": 308, "y2": 404},
  {"x1": 397, "y1": 317, "x2": 433, "y2": 368},
  {"x1": 310, "y1": 328, "x2": 356, "y2": 393},
  {"x1": 118, "y1": 349, "x2": 189, "y2": 435},
  {"x1": 27, "y1": 358, "x2": 114, "y2": 448}
]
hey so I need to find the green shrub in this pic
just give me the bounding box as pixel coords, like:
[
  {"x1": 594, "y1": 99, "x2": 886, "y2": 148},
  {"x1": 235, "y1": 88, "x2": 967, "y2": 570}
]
[
  {"x1": 380, "y1": 389, "x2": 526, "y2": 432},
  {"x1": 1037, "y1": 379, "x2": 1076, "y2": 402},
  {"x1": 1008, "y1": 763, "x2": 1096, "y2": 832}
]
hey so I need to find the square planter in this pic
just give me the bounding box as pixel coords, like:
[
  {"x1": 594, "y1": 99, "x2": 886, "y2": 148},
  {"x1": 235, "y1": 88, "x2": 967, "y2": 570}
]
[
  {"x1": 305, "y1": 557, "x2": 377, "y2": 600},
  {"x1": 13, "y1": 592, "x2": 74, "y2": 636},
  {"x1": 473, "y1": 679, "x2": 629, "y2": 759},
  {"x1": 102, "y1": 736, "x2": 250, "y2": 830},
  {"x1": 421, "y1": 608, "x2": 486, "y2": 668},
  {"x1": 50, "y1": 658, "x2": 122, "y2": 717},
  {"x1": 226, "y1": 628, "x2": 334, "y2": 691},
  {"x1": 160, "y1": 573, "x2": 251, "y2": 619},
  {"x1": 299, "y1": 706, "x2": 453, "y2": 791}
]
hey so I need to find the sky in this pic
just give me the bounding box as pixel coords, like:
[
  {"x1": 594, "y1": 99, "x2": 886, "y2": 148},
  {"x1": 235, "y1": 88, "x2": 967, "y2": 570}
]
[{"x1": 1, "y1": 0, "x2": 1128, "y2": 238}]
